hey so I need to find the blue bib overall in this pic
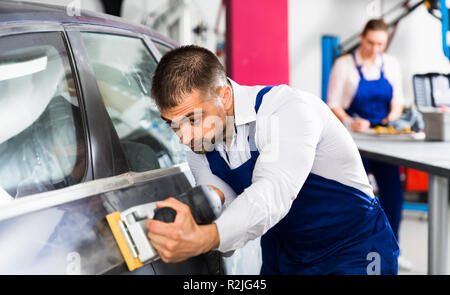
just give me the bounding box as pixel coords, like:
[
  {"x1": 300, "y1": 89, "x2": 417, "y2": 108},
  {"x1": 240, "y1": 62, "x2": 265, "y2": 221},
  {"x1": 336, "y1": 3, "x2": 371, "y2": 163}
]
[
  {"x1": 346, "y1": 53, "x2": 393, "y2": 125},
  {"x1": 206, "y1": 86, "x2": 399, "y2": 275},
  {"x1": 345, "y1": 53, "x2": 405, "y2": 240}
]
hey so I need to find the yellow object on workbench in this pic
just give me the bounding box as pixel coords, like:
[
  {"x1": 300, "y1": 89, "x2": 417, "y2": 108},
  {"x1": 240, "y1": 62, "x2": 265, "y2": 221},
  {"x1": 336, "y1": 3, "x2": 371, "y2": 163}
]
[{"x1": 374, "y1": 126, "x2": 411, "y2": 135}]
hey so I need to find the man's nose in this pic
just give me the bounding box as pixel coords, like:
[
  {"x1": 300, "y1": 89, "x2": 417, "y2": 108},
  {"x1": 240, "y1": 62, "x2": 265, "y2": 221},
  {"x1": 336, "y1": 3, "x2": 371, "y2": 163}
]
[{"x1": 178, "y1": 122, "x2": 194, "y2": 145}]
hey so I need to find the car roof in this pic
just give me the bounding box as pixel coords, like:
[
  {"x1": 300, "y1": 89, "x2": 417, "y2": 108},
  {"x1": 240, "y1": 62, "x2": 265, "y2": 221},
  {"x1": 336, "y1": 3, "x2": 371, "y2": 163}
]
[{"x1": 0, "y1": 0, "x2": 176, "y2": 46}]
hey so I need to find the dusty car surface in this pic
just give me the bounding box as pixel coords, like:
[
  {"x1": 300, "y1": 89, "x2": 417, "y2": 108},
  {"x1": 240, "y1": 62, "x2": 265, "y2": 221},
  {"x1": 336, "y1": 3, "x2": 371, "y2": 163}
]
[{"x1": 0, "y1": 0, "x2": 226, "y2": 275}]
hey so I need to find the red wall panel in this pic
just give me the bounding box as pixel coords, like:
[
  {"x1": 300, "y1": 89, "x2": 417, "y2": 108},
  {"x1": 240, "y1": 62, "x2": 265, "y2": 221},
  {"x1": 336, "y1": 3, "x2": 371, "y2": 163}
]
[{"x1": 225, "y1": 0, "x2": 289, "y2": 85}]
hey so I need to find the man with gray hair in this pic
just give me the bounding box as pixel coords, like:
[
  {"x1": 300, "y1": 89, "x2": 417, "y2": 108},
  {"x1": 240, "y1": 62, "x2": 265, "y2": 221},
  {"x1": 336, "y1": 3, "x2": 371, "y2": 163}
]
[{"x1": 146, "y1": 45, "x2": 399, "y2": 275}]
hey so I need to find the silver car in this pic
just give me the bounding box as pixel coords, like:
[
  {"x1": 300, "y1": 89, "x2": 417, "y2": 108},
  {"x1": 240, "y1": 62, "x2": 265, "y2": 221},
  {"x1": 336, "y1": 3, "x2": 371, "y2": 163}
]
[{"x1": 0, "y1": 0, "x2": 228, "y2": 275}]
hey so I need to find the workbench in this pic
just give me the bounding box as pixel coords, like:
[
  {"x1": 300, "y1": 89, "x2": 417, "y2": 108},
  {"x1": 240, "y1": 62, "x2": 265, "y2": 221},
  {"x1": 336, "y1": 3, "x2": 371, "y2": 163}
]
[{"x1": 351, "y1": 131, "x2": 450, "y2": 275}]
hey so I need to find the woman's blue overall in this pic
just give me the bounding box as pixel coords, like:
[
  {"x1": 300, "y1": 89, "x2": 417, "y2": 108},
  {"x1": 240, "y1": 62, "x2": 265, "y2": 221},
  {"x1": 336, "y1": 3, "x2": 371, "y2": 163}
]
[{"x1": 346, "y1": 53, "x2": 405, "y2": 240}]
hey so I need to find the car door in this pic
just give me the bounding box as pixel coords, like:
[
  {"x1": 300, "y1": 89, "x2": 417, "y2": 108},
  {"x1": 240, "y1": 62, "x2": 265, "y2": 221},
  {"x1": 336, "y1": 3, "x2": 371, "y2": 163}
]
[
  {"x1": 0, "y1": 26, "x2": 96, "y2": 273},
  {"x1": 0, "y1": 25, "x2": 223, "y2": 275},
  {"x1": 64, "y1": 25, "x2": 223, "y2": 274}
]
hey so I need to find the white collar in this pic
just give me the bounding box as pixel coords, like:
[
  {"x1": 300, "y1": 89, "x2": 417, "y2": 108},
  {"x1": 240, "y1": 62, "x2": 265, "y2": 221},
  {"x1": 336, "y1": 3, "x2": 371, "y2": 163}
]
[{"x1": 228, "y1": 78, "x2": 257, "y2": 126}]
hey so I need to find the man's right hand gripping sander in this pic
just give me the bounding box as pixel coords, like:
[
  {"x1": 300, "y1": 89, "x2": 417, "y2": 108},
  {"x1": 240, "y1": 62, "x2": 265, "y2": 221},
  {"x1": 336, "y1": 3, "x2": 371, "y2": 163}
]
[{"x1": 106, "y1": 185, "x2": 223, "y2": 271}]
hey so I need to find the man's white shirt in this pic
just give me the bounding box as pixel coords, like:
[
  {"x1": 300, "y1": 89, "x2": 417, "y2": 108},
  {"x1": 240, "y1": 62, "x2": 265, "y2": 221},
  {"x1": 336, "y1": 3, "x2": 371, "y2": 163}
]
[{"x1": 186, "y1": 79, "x2": 374, "y2": 253}]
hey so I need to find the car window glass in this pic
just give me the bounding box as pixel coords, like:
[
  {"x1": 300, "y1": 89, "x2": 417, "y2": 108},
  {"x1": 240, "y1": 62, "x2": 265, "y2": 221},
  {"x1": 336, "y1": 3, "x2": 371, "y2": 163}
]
[
  {"x1": 80, "y1": 32, "x2": 186, "y2": 172},
  {"x1": 154, "y1": 41, "x2": 173, "y2": 56},
  {"x1": 0, "y1": 32, "x2": 87, "y2": 202}
]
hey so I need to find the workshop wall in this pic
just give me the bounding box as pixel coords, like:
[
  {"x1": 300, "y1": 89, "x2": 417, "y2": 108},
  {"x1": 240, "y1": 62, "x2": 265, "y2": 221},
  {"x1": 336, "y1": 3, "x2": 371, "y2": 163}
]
[
  {"x1": 13, "y1": 0, "x2": 450, "y2": 106},
  {"x1": 289, "y1": 0, "x2": 450, "y2": 107}
]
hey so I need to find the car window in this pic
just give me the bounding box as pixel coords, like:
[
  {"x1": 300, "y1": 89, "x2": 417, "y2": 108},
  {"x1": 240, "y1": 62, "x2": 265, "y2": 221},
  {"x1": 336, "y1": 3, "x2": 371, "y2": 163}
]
[
  {"x1": 0, "y1": 32, "x2": 87, "y2": 202},
  {"x1": 80, "y1": 32, "x2": 186, "y2": 172},
  {"x1": 154, "y1": 41, "x2": 173, "y2": 56}
]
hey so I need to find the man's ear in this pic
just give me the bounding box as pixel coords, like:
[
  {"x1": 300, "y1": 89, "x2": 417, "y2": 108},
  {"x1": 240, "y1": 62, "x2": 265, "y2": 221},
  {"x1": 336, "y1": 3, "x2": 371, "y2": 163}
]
[{"x1": 220, "y1": 85, "x2": 233, "y2": 112}]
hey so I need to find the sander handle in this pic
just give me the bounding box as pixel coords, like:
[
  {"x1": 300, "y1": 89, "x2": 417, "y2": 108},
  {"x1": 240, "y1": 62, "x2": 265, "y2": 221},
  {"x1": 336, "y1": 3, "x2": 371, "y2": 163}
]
[{"x1": 153, "y1": 185, "x2": 222, "y2": 225}]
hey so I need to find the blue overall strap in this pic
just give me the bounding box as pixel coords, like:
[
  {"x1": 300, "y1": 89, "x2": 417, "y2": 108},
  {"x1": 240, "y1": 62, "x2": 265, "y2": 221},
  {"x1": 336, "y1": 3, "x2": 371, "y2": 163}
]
[
  {"x1": 255, "y1": 86, "x2": 274, "y2": 113},
  {"x1": 205, "y1": 85, "x2": 274, "y2": 195},
  {"x1": 351, "y1": 52, "x2": 363, "y2": 77},
  {"x1": 352, "y1": 52, "x2": 386, "y2": 78}
]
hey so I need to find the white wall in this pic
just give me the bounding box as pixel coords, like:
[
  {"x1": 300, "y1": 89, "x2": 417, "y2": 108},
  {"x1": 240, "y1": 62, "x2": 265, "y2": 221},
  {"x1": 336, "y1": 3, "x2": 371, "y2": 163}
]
[
  {"x1": 12, "y1": 0, "x2": 224, "y2": 52},
  {"x1": 121, "y1": 0, "x2": 224, "y2": 51},
  {"x1": 289, "y1": 0, "x2": 450, "y2": 107},
  {"x1": 388, "y1": 5, "x2": 450, "y2": 107},
  {"x1": 14, "y1": 0, "x2": 449, "y2": 106}
]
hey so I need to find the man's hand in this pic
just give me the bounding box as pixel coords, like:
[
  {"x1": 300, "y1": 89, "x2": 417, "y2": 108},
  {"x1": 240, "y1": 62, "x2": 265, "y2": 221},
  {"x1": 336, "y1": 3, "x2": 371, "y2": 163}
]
[
  {"x1": 146, "y1": 197, "x2": 220, "y2": 263},
  {"x1": 381, "y1": 117, "x2": 390, "y2": 125},
  {"x1": 351, "y1": 118, "x2": 370, "y2": 132}
]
